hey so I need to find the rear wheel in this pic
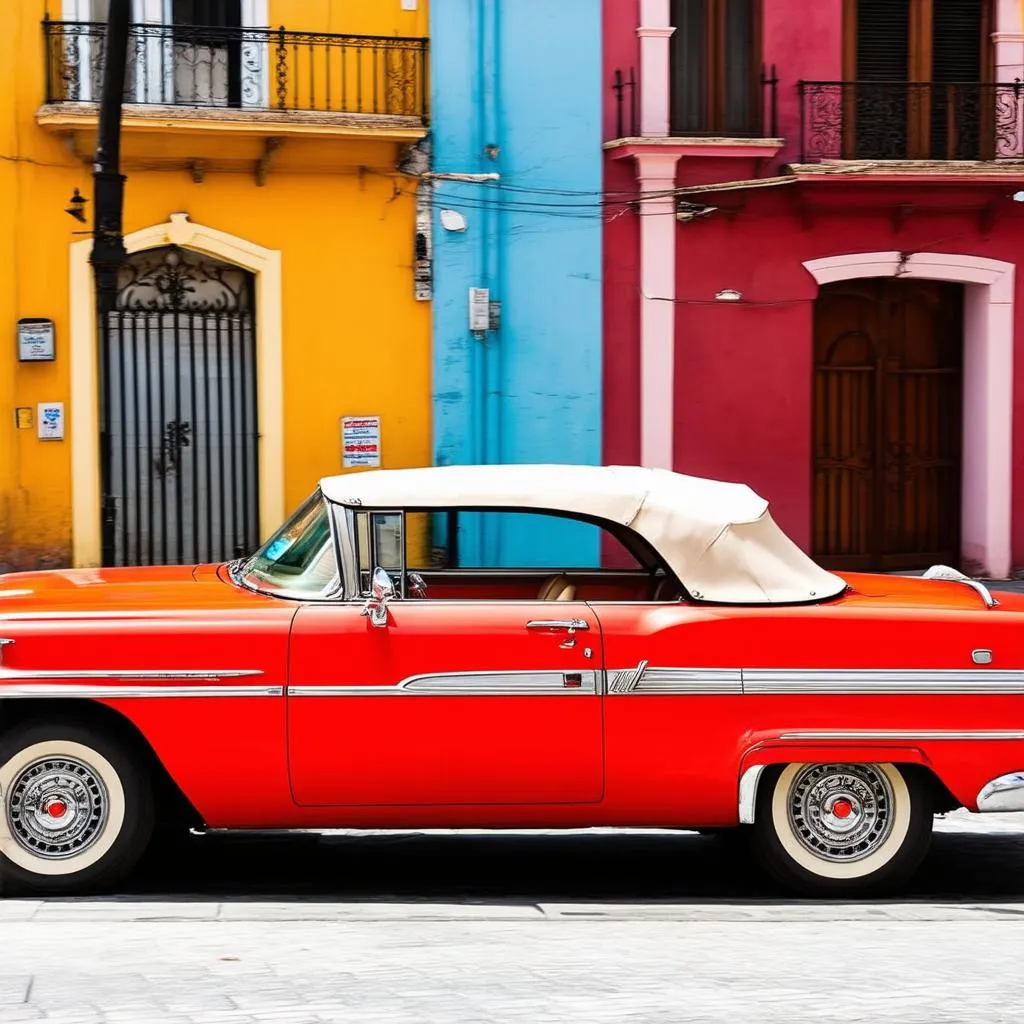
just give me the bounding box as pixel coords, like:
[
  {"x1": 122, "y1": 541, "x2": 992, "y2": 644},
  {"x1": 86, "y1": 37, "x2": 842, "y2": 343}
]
[
  {"x1": 752, "y1": 762, "x2": 932, "y2": 896},
  {"x1": 0, "y1": 721, "x2": 154, "y2": 895}
]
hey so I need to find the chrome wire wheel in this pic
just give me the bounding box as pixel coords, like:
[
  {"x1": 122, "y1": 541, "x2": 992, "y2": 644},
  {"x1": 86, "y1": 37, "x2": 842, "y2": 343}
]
[
  {"x1": 787, "y1": 763, "x2": 894, "y2": 863},
  {"x1": 0, "y1": 737, "x2": 130, "y2": 880},
  {"x1": 763, "y1": 761, "x2": 921, "y2": 885},
  {"x1": 6, "y1": 755, "x2": 110, "y2": 860}
]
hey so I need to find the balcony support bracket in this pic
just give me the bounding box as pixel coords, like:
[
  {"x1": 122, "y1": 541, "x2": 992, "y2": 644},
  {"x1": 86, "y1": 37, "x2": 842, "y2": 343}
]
[
  {"x1": 978, "y1": 199, "x2": 999, "y2": 237},
  {"x1": 892, "y1": 202, "x2": 915, "y2": 233},
  {"x1": 255, "y1": 137, "x2": 284, "y2": 186},
  {"x1": 190, "y1": 160, "x2": 206, "y2": 184}
]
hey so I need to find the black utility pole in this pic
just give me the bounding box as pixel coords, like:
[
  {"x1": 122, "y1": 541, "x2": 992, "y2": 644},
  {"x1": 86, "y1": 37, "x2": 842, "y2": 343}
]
[
  {"x1": 90, "y1": 0, "x2": 131, "y2": 317},
  {"x1": 91, "y1": 0, "x2": 131, "y2": 564}
]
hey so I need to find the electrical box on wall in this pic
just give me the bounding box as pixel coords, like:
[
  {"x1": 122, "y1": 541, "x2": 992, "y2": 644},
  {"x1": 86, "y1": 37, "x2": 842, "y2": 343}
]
[
  {"x1": 469, "y1": 288, "x2": 490, "y2": 332},
  {"x1": 17, "y1": 318, "x2": 56, "y2": 362}
]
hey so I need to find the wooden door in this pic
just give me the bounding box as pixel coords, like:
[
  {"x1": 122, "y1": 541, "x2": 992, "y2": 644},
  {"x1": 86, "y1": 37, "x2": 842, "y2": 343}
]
[{"x1": 812, "y1": 278, "x2": 962, "y2": 572}]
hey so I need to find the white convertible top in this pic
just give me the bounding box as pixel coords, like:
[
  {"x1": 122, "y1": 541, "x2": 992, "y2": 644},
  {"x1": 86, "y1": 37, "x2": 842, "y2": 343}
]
[{"x1": 320, "y1": 464, "x2": 847, "y2": 604}]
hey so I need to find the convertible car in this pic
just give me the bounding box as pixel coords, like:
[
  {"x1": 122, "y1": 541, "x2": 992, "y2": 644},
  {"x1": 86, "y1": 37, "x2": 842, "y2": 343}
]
[{"x1": 1, "y1": 464, "x2": 1023, "y2": 896}]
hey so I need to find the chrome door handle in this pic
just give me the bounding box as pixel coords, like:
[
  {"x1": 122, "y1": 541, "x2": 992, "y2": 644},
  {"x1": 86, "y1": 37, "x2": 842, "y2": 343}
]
[{"x1": 526, "y1": 619, "x2": 590, "y2": 632}]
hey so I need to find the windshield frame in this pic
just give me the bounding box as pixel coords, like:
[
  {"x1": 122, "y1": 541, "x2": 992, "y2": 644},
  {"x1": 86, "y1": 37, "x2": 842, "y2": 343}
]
[{"x1": 230, "y1": 489, "x2": 344, "y2": 601}]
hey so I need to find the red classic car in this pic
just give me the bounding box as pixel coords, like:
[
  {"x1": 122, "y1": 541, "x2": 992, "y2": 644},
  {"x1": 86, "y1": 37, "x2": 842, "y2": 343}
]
[{"x1": 1, "y1": 464, "x2": 1022, "y2": 896}]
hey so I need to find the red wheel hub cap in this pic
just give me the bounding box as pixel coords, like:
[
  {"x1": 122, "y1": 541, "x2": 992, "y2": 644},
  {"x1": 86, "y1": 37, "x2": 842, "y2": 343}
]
[
  {"x1": 47, "y1": 800, "x2": 67, "y2": 818},
  {"x1": 832, "y1": 798, "x2": 853, "y2": 819}
]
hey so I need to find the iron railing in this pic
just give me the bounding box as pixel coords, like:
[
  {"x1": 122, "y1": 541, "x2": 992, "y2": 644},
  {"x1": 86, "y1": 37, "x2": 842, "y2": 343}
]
[
  {"x1": 610, "y1": 64, "x2": 778, "y2": 139},
  {"x1": 798, "y1": 80, "x2": 1024, "y2": 162},
  {"x1": 43, "y1": 18, "x2": 429, "y2": 121}
]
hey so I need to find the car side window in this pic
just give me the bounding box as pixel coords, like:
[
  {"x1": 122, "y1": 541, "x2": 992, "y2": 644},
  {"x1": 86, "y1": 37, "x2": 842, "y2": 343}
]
[
  {"x1": 352, "y1": 507, "x2": 659, "y2": 601},
  {"x1": 415, "y1": 510, "x2": 642, "y2": 571}
]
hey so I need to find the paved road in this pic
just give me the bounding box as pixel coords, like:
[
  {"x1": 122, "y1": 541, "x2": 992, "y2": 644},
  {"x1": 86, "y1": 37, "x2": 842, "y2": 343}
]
[{"x1": 4, "y1": 811, "x2": 1024, "y2": 1023}]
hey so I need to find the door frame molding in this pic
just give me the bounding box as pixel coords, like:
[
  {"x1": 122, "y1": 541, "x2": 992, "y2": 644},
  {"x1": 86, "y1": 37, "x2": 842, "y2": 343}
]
[
  {"x1": 804, "y1": 251, "x2": 1014, "y2": 578},
  {"x1": 69, "y1": 213, "x2": 284, "y2": 568}
]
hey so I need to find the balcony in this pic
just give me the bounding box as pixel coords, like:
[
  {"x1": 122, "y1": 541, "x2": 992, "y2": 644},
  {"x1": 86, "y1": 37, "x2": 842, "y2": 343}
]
[
  {"x1": 38, "y1": 19, "x2": 430, "y2": 176},
  {"x1": 798, "y1": 81, "x2": 1024, "y2": 165},
  {"x1": 611, "y1": 64, "x2": 779, "y2": 141}
]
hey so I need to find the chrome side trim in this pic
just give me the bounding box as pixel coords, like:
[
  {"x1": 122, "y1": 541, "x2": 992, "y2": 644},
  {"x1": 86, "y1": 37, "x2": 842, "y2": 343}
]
[
  {"x1": 607, "y1": 660, "x2": 648, "y2": 694},
  {"x1": 777, "y1": 730, "x2": 1024, "y2": 741},
  {"x1": 289, "y1": 670, "x2": 599, "y2": 697},
  {"x1": 0, "y1": 667, "x2": 265, "y2": 682},
  {"x1": 977, "y1": 772, "x2": 1024, "y2": 812},
  {"x1": 638, "y1": 667, "x2": 742, "y2": 695},
  {"x1": 607, "y1": 663, "x2": 742, "y2": 695},
  {"x1": 0, "y1": 684, "x2": 283, "y2": 698},
  {"x1": 738, "y1": 764, "x2": 765, "y2": 824},
  {"x1": 742, "y1": 668, "x2": 1024, "y2": 694}
]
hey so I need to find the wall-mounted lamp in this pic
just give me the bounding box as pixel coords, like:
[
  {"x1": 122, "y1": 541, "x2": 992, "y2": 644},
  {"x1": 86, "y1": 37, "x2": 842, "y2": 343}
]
[
  {"x1": 65, "y1": 188, "x2": 88, "y2": 224},
  {"x1": 440, "y1": 209, "x2": 467, "y2": 232},
  {"x1": 1013, "y1": 191, "x2": 1024, "y2": 203},
  {"x1": 715, "y1": 289, "x2": 742, "y2": 302}
]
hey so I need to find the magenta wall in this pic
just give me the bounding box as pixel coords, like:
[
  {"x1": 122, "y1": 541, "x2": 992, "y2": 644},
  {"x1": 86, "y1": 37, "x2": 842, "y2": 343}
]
[
  {"x1": 663, "y1": 188, "x2": 1024, "y2": 559},
  {"x1": 603, "y1": 0, "x2": 641, "y2": 140},
  {"x1": 763, "y1": 0, "x2": 844, "y2": 165}
]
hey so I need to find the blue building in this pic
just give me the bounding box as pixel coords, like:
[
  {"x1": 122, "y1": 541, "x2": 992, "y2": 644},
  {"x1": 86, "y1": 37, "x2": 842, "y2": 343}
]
[{"x1": 428, "y1": 0, "x2": 604, "y2": 568}]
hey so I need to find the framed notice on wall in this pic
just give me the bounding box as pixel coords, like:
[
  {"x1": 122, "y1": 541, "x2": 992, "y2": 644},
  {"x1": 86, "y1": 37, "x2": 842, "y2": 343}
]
[
  {"x1": 17, "y1": 318, "x2": 55, "y2": 362},
  {"x1": 341, "y1": 416, "x2": 382, "y2": 468}
]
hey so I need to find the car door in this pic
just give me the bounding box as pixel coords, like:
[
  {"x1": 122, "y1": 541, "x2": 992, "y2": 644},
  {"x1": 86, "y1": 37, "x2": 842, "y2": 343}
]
[{"x1": 287, "y1": 598, "x2": 604, "y2": 806}]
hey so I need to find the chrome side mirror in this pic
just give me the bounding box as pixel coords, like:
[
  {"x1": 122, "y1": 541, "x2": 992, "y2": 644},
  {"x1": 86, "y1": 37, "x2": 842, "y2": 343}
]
[{"x1": 361, "y1": 567, "x2": 395, "y2": 628}]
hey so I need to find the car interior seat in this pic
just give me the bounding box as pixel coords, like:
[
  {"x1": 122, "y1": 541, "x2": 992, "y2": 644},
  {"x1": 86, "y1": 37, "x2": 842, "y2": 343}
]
[{"x1": 537, "y1": 574, "x2": 577, "y2": 601}]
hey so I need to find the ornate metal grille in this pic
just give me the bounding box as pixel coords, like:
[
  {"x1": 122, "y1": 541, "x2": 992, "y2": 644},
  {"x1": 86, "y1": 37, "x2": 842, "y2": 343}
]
[
  {"x1": 101, "y1": 246, "x2": 259, "y2": 567},
  {"x1": 43, "y1": 18, "x2": 428, "y2": 119},
  {"x1": 799, "y1": 80, "x2": 1024, "y2": 161}
]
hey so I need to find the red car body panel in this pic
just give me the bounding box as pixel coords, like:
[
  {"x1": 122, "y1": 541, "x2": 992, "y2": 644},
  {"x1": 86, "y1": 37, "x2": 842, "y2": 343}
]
[{"x1": 1, "y1": 563, "x2": 1023, "y2": 829}]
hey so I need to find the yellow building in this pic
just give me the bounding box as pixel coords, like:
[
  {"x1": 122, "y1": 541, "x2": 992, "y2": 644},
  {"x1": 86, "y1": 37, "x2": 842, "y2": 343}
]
[{"x1": 0, "y1": 0, "x2": 431, "y2": 570}]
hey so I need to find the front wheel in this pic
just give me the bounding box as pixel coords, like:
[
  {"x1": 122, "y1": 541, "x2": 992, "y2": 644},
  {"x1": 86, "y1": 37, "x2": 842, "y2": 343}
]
[
  {"x1": 0, "y1": 721, "x2": 154, "y2": 895},
  {"x1": 752, "y1": 762, "x2": 933, "y2": 896}
]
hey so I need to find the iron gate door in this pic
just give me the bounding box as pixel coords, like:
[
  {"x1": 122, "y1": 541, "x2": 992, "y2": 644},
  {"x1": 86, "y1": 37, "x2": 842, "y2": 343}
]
[
  {"x1": 100, "y1": 245, "x2": 259, "y2": 567},
  {"x1": 812, "y1": 278, "x2": 962, "y2": 572}
]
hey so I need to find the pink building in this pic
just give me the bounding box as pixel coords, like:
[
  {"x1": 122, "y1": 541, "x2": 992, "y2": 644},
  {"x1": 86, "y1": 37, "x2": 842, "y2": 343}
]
[{"x1": 604, "y1": 0, "x2": 1024, "y2": 577}]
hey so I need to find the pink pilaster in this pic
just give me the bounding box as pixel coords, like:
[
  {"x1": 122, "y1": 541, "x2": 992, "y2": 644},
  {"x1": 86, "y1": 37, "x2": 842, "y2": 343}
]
[
  {"x1": 995, "y1": 0, "x2": 1024, "y2": 79},
  {"x1": 637, "y1": 150, "x2": 681, "y2": 470},
  {"x1": 637, "y1": 0, "x2": 674, "y2": 137}
]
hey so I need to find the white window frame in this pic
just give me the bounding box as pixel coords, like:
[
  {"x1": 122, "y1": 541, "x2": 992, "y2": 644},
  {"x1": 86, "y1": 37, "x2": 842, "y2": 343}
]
[{"x1": 64, "y1": 0, "x2": 269, "y2": 108}]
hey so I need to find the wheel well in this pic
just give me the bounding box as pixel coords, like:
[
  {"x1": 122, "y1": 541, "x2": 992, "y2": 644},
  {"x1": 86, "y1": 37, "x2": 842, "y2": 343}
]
[
  {"x1": 745, "y1": 760, "x2": 961, "y2": 821},
  {"x1": 0, "y1": 699, "x2": 203, "y2": 829}
]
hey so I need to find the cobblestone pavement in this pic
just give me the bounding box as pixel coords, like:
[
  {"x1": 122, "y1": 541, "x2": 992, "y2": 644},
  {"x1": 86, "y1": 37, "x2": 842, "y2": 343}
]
[{"x1": 3, "y1": 812, "x2": 1024, "y2": 1023}]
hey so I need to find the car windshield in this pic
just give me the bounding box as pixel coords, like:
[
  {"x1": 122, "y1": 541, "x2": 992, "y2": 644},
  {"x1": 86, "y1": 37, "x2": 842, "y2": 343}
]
[{"x1": 238, "y1": 490, "x2": 339, "y2": 598}]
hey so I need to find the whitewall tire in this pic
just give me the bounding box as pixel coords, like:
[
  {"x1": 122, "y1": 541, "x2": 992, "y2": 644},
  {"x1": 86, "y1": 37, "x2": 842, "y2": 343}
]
[
  {"x1": 0, "y1": 722, "x2": 154, "y2": 895},
  {"x1": 752, "y1": 762, "x2": 933, "y2": 895}
]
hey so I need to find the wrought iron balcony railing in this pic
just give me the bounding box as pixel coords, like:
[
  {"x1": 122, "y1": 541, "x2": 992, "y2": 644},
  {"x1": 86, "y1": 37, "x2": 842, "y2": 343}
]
[
  {"x1": 798, "y1": 80, "x2": 1024, "y2": 162},
  {"x1": 43, "y1": 19, "x2": 429, "y2": 122},
  {"x1": 610, "y1": 64, "x2": 779, "y2": 140}
]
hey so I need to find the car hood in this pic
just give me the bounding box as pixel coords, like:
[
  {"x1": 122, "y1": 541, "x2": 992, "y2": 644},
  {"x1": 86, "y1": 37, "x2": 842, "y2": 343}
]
[
  {"x1": 0, "y1": 563, "x2": 268, "y2": 616},
  {"x1": 836, "y1": 571, "x2": 1024, "y2": 612}
]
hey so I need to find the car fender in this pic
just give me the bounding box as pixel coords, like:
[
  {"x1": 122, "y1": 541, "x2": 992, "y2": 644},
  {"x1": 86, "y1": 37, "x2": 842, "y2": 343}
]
[{"x1": 737, "y1": 738, "x2": 932, "y2": 824}]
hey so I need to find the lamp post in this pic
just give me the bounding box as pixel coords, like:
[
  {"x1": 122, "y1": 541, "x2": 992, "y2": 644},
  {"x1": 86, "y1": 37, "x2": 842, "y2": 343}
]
[
  {"x1": 90, "y1": 0, "x2": 131, "y2": 318},
  {"x1": 90, "y1": 0, "x2": 131, "y2": 564}
]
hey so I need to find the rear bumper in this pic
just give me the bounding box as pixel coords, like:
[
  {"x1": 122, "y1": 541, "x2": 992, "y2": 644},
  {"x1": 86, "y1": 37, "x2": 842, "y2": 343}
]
[{"x1": 977, "y1": 772, "x2": 1024, "y2": 812}]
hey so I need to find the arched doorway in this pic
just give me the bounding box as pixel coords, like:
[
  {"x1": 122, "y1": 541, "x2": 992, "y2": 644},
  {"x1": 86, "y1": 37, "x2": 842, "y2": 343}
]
[
  {"x1": 101, "y1": 244, "x2": 260, "y2": 566},
  {"x1": 812, "y1": 277, "x2": 963, "y2": 572}
]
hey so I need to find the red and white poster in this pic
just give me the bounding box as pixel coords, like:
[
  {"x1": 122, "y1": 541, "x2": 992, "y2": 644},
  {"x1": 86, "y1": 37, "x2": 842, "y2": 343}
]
[{"x1": 341, "y1": 416, "x2": 382, "y2": 468}]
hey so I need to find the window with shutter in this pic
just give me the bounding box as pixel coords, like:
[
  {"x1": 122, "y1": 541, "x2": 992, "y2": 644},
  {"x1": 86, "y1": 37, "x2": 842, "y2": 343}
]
[
  {"x1": 669, "y1": 0, "x2": 762, "y2": 136},
  {"x1": 171, "y1": 0, "x2": 244, "y2": 107},
  {"x1": 843, "y1": 0, "x2": 993, "y2": 159}
]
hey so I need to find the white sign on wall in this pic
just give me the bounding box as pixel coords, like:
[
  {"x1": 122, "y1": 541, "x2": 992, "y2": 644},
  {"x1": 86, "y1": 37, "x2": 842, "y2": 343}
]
[
  {"x1": 18, "y1": 319, "x2": 56, "y2": 362},
  {"x1": 37, "y1": 402, "x2": 65, "y2": 441},
  {"x1": 342, "y1": 416, "x2": 382, "y2": 468}
]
